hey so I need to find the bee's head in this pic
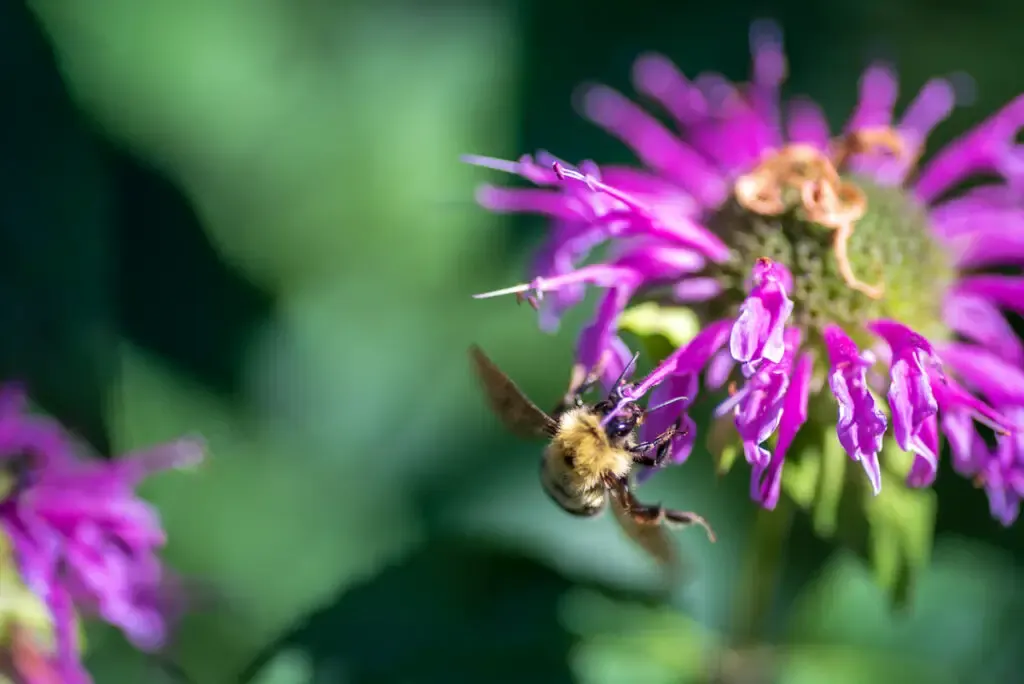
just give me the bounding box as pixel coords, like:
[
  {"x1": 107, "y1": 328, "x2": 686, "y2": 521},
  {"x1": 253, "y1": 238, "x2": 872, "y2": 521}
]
[{"x1": 596, "y1": 390, "x2": 643, "y2": 441}]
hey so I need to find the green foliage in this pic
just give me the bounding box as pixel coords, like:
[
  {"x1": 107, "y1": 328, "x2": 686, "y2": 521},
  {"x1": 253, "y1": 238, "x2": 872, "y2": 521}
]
[
  {"x1": 782, "y1": 428, "x2": 936, "y2": 609},
  {"x1": 618, "y1": 303, "x2": 700, "y2": 358}
]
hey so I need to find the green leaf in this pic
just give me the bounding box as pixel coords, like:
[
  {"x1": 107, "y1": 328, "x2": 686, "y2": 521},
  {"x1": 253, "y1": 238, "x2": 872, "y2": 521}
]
[
  {"x1": 618, "y1": 303, "x2": 700, "y2": 346},
  {"x1": 780, "y1": 444, "x2": 821, "y2": 510},
  {"x1": 779, "y1": 643, "x2": 961, "y2": 684},
  {"x1": 618, "y1": 303, "x2": 700, "y2": 363}
]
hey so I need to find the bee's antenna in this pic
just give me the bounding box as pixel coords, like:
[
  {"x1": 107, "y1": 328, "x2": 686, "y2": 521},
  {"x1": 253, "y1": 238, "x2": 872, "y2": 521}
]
[
  {"x1": 599, "y1": 352, "x2": 644, "y2": 428},
  {"x1": 646, "y1": 395, "x2": 689, "y2": 413},
  {"x1": 611, "y1": 352, "x2": 641, "y2": 391}
]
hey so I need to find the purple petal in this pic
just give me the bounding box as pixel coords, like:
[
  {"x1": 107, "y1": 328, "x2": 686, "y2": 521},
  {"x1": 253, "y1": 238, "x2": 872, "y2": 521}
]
[
  {"x1": 718, "y1": 327, "x2": 802, "y2": 471},
  {"x1": 774, "y1": 352, "x2": 813, "y2": 462},
  {"x1": 939, "y1": 342, "x2": 1024, "y2": 406},
  {"x1": 943, "y1": 291, "x2": 1024, "y2": 366},
  {"x1": 753, "y1": 352, "x2": 813, "y2": 510},
  {"x1": 631, "y1": 53, "x2": 708, "y2": 128},
  {"x1": 747, "y1": 19, "x2": 786, "y2": 142},
  {"x1": 950, "y1": 275, "x2": 1024, "y2": 317},
  {"x1": 940, "y1": 409, "x2": 985, "y2": 476},
  {"x1": 868, "y1": 79, "x2": 956, "y2": 185},
  {"x1": 866, "y1": 320, "x2": 939, "y2": 456},
  {"x1": 578, "y1": 84, "x2": 726, "y2": 205},
  {"x1": 941, "y1": 216, "x2": 1024, "y2": 269},
  {"x1": 628, "y1": 319, "x2": 733, "y2": 398},
  {"x1": 673, "y1": 277, "x2": 723, "y2": 302},
  {"x1": 785, "y1": 97, "x2": 830, "y2": 149},
  {"x1": 636, "y1": 375, "x2": 699, "y2": 483},
  {"x1": 706, "y1": 349, "x2": 735, "y2": 390},
  {"x1": 824, "y1": 325, "x2": 887, "y2": 494},
  {"x1": 846, "y1": 63, "x2": 899, "y2": 131},
  {"x1": 729, "y1": 258, "x2": 794, "y2": 365},
  {"x1": 597, "y1": 337, "x2": 636, "y2": 393},
  {"x1": 576, "y1": 285, "x2": 640, "y2": 379},
  {"x1": 914, "y1": 94, "x2": 1024, "y2": 202},
  {"x1": 906, "y1": 415, "x2": 940, "y2": 488}
]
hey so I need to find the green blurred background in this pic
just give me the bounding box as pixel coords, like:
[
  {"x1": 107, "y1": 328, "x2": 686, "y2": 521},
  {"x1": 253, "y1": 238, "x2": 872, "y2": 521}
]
[{"x1": 3, "y1": 0, "x2": 1024, "y2": 682}]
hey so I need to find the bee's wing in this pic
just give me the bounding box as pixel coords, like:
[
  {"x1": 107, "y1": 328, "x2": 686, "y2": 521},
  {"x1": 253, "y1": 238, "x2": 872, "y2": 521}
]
[{"x1": 469, "y1": 345, "x2": 558, "y2": 439}]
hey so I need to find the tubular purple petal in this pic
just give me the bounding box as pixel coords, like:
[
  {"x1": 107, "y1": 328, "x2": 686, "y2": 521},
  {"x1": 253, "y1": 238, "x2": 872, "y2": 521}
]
[
  {"x1": 753, "y1": 351, "x2": 814, "y2": 509},
  {"x1": 729, "y1": 258, "x2": 794, "y2": 366},
  {"x1": 628, "y1": 319, "x2": 733, "y2": 399},
  {"x1": 943, "y1": 291, "x2": 1024, "y2": 366},
  {"x1": 824, "y1": 325, "x2": 887, "y2": 494},
  {"x1": 785, "y1": 97, "x2": 830, "y2": 149},
  {"x1": 951, "y1": 275, "x2": 1024, "y2": 316},
  {"x1": 847, "y1": 63, "x2": 899, "y2": 132},
  {"x1": 718, "y1": 328, "x2": 802, "y2": 480},
  {"x1": 867, "y1": 320, "x2": 940, "y2": 483},
  {"x1": 914, "y1": 94, "x2": 1024, "y2": 202},
  {"x1": 940, "y1": 342, "x2": 1024, "y2": 406}
]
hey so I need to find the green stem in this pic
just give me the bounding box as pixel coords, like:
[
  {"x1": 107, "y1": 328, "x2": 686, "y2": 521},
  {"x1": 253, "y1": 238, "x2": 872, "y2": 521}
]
[{"x1": 729, "y1": 496, "x2": 795, "y2": 648}]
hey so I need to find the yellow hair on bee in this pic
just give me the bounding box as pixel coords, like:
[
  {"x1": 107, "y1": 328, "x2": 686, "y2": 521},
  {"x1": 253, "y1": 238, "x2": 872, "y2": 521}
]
[{"x1": 552, "y1": 408, "x2": 633, "y2": 486}]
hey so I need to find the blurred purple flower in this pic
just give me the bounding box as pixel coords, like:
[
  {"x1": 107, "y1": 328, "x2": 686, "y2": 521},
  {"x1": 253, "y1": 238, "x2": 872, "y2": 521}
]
[
  {"x1": 465, "y1": 21, "x2": 1024, "y2": 525},
  {"x1": 0, "y1": 385, "x2": 203, "y2": 683}
]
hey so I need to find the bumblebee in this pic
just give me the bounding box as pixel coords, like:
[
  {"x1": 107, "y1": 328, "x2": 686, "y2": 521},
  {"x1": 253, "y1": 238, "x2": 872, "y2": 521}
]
[{"x1": 469, "y1": 345, "x2": 715, "y2": 574}]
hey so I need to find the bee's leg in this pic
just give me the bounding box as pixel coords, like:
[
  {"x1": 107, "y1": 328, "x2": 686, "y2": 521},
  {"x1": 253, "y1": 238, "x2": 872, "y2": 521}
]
[
  {"x1": 553, "y1": 362, "x2": 604, "y2": 416},
  {"x1": 608, "y1": 476, "x2": 716, "y2": 542},
  {"x1": 630, "y1": 417, "x2": 688, "y2": 467},
  {"x1": 629, "y1": 430, "x2": 675, "y2": 467}
]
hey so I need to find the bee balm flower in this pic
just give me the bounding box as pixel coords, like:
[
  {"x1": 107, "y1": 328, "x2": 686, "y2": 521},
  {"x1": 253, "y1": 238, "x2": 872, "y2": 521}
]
[
  {"x1": 0, "y1": 385, "x2": 203, "y2": 683},
  {"x1": 465, "y1": 21, "x2": 1024, "y2": 539}
]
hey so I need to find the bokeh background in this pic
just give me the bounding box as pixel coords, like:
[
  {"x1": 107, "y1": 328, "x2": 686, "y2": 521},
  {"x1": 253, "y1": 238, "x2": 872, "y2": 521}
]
[{"x1": 3, "y1": 0, "x2": 1024, "y2": 682}]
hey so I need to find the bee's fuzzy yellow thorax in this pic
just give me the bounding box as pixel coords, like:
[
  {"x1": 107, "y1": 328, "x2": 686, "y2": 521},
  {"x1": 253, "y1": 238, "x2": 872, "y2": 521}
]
[{"x1": 554, "y1": 409, "x2": 631, "y2": 483}]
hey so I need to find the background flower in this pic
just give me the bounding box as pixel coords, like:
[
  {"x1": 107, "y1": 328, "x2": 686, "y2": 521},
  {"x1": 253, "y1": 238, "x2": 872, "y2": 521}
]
[{"x1": 0, "y1": 386, "x2": 202, "y2": 683}]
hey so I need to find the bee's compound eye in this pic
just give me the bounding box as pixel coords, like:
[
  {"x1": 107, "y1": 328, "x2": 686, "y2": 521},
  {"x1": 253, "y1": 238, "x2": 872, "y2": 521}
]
[{"x1": 608, "y1": 421, "x2": 631, "y2": 438}]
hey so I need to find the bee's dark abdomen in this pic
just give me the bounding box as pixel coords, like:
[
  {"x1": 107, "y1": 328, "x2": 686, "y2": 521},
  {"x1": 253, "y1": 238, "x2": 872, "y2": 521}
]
[
  {"x1": 543, "y1": 484, "x2": 605, "y2": 517},
  {"x1": 540, "y1": 458, "x2": 606, "y2": 517}
]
